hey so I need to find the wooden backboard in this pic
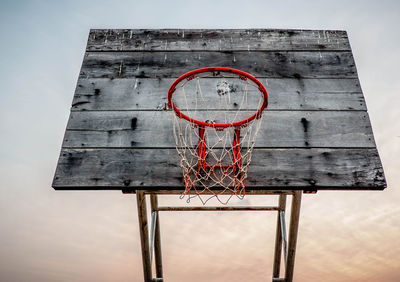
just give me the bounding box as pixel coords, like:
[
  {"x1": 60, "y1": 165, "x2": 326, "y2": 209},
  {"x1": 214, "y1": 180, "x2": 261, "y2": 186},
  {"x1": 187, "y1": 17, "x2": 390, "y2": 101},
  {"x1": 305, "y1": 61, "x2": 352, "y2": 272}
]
[{"x1": 52, "y1": 29, "x2": 386, "y2": 192}]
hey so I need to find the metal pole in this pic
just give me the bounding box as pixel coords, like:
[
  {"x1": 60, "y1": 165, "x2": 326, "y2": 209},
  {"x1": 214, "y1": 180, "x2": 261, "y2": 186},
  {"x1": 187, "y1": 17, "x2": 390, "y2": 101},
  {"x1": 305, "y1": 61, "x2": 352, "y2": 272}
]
[
  {"x1": 149, "y1": 212, "x2": 157, "y2": 264},
  {"x1": 280, "y1": 211, "x2": 288, "y2": 264},
  {"x1": 272, "y1": 194, "x2": 287, "y2": 278},
  {"x1": 284, "y1": 191, "x2": 302, "y2": 282},
  {"x1": 136, "y1": 191, "x2": 152, "y2": 282},
  {"x1": 150, "y1": 194, "x2": 163, "y2": 279}
]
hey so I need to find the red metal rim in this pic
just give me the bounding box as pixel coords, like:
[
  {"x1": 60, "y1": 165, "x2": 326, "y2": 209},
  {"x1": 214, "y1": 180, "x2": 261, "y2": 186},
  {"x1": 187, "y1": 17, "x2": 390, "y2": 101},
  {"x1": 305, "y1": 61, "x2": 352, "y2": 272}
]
[{"x1": 167, "y1": 67, "x2": 268, "y2": 128}]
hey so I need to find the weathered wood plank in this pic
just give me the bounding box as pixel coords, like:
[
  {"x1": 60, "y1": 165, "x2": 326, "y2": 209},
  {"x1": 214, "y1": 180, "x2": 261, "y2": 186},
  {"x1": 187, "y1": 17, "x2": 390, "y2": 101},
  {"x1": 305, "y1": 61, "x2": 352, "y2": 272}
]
[
  {"x1": 72, "y1": 78, "x2": 366, "y2": 111},
  {"x1": 52, "y1": 148, "x2": 386, "y2": 189},
  {"x1": 52, "y1": 29, "x2": 387, "y2": 192},
  {"x1": 63, "y1": 110, "x2": 375, "y2": 148},
  {"x1": 79, "y1": 51, "x2": 357, "y2": 79},
  {"x1": 87, "y1": 29, "x2": 350, "y2": 52}
]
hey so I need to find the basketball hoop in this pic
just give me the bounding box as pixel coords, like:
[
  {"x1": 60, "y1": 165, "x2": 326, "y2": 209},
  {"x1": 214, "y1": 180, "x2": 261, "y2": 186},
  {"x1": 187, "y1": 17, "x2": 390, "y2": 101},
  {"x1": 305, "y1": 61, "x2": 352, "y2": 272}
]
[{"x1": 168, "y1": 67, "x2": 268, "y2": 204}]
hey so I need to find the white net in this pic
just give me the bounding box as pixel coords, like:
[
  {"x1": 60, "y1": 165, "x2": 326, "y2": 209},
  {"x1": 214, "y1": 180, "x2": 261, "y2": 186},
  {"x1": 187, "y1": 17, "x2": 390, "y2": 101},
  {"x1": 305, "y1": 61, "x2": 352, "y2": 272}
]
[{"x1": 169, "y1": 70, "x2": 266, "y2": 204}]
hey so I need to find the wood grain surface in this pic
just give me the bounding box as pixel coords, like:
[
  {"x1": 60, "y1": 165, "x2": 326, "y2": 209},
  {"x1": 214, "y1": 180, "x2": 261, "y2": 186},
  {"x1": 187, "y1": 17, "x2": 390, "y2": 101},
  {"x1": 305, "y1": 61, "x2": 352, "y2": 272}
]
[{"x1": 52, "y1": 29, "x2": 386, "y2": 191}]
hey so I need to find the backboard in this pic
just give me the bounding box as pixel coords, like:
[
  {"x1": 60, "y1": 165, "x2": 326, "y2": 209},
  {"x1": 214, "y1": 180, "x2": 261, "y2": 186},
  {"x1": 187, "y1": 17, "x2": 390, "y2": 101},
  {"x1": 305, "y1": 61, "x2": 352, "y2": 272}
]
[{"x1": 52, "y1": 29, "x2": 386, "y2": 193}]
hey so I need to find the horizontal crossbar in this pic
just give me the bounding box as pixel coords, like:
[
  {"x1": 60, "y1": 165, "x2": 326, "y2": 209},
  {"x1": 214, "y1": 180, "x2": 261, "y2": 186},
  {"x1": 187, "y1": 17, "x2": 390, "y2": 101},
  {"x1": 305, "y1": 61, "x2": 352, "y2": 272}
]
[
  {"x1": 129, "y1": 190, "x2": 296, "y2": 195},
  {"x1": 156, "y1": 206, "x2": 281, "y2": 211}
]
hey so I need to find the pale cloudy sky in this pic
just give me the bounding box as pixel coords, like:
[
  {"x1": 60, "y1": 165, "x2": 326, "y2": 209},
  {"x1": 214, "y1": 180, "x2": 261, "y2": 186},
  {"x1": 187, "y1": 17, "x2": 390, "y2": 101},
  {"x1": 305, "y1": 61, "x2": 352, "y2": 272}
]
[{"x1": 0, "y1": 0, "x2": 399, "y2": 281}]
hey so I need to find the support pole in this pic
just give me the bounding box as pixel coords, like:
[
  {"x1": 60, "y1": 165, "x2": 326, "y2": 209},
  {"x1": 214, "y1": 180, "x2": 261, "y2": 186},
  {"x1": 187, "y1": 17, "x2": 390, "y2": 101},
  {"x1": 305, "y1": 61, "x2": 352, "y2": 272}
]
[
  {"x1": 135, "y1": 191, "x2": 300, "y2": 282},
  {"x1": 149, "y1": 212, "x2": 157, "y2": 264},
  {"x1": 136, "y1": 191, "x2": 152, "y2": 282},
  {"x1": 285, "y1": 191, "x2": 302, "y2": 282},
  {"x1": 280, "y1": 211, "x2": 288, "y2": 264},
  {"x1": 272, "y1": 194, "x2": 287, "y2": 278},
  {"x1": 150, "y1": 194, "x2": 163, "y2": 279}
]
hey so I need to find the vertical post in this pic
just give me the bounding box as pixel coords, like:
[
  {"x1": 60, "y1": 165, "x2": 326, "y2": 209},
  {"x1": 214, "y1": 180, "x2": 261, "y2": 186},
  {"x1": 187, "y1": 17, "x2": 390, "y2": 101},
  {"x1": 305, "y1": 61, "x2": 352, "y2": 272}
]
[
  {"x1": 272, "y1": 194, "x2": 287, "y2": 278},
  {"x1": 150, "y1": 194, "x2": 163, "y2": 279},
  {"x1": 136, "y1": 190, "x2": 152, "y2": 282},
  {"x1": 285, "y1": 191, "x2": 302, "y2": 282}
]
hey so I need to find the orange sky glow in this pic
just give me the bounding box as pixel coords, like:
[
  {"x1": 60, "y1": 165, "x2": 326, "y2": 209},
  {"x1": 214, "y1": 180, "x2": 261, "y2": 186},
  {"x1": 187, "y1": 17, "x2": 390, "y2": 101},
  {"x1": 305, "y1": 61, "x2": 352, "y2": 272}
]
[{"x1": 0, "y1": 1, "x2": 399, "y2": 281}]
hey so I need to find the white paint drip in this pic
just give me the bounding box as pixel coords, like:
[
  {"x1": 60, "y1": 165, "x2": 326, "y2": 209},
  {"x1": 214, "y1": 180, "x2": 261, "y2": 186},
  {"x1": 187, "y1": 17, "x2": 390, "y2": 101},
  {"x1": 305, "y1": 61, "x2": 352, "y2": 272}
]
[{"x1": 119, "y1": 61, "x2": 123, "y2": 76}]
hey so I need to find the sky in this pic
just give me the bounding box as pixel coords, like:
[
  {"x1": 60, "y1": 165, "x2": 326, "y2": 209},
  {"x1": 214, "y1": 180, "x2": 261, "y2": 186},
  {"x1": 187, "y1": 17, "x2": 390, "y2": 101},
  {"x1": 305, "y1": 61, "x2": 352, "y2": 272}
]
[{"x1": 0, "y1": 0, "x2": 399, "y2": 281}]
